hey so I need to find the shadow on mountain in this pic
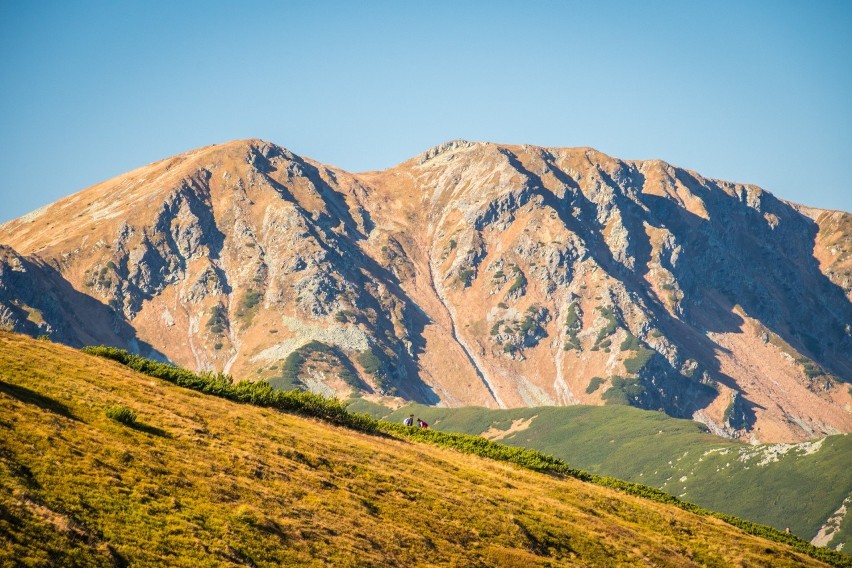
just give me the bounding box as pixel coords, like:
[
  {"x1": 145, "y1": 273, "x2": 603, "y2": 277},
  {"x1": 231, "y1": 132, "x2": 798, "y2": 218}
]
[
  {"x1": 0, "y1": 252, "x2": 167, "y2": 361},
  {"x1": 501, "y1": 149, "x2": 720, "y2": 418},
  {"x1": 645, "y1": 173, "x2": 852, "y2": 384}
]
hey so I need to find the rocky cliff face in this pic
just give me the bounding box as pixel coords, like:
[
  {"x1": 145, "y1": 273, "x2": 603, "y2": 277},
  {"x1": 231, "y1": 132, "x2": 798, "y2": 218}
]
[{"x1": 1, "y1": 139, "x2": 850, "y2": 442}]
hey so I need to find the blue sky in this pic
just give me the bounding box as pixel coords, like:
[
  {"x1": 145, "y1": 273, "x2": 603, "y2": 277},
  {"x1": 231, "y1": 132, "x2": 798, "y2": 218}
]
[{"x1": 1, "y1": 0, "x2": 850, "y2": 223}]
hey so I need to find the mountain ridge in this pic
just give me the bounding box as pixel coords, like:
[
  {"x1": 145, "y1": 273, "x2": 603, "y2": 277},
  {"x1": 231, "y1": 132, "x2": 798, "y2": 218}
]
[{"x1": 1, "y1": 138, "x2": 850, "y2": 443}]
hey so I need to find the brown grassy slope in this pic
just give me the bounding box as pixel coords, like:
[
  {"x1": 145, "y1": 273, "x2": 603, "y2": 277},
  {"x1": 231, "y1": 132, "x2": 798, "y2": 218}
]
[{"x1": 0, "y1": 332, "x2": 830, "y2": 567}]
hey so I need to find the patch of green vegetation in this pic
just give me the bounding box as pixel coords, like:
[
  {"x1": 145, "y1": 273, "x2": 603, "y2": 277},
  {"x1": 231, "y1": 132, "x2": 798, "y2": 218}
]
[
  {"x1": 586, "y1": 377, "x2": 605, "y2": 394},
  {"x1": 563, "y1": 302, "x2": 583, "y2": 351},
  {"x1": 519, "y1": 313, "x2": 538, "y2": 334},
  {"x1": 357, "y1": 348, "x2": 382, "y2": 375},
  {"x1": 506, "y1": 271, "x2": 527, "y2": 297},
  {"x1": 624, "y1": 348, "x2": 656, "y2": 375},
  {"x1": 497, "y1": 302, "x2": 508, "y2": 309},
  {"x1": 207, "y1": 304, "x2": 227, "y2": 335},
  {"x1": 458, "y1": 268, "x2": 475, "y2": 287},
  {"x1": 243, "y1": 290, "x2": 263, "y2": 310},
  {"x1": 448, "y1": 239, "x2": 456, "y2": 250},
  {"x1": 595, "y1": 307, "x2": 618, "y2": 342},
  {"x1": 602, "y1": 376, "x2": 646, "y2": 405},
  {"x1": 620, "y1": 333, "x2": 642, "y2": 352},
  {"x1": 105, "y1": 405, "x2": 136, "y2": 425},
  {"x1": 798, "y1": 357, "x2": 826, "y2": 379},
  {"x1": 493, "y1": 306, "x2": 549, "y2": 353},
  {"x1": 564, "y1": 302, "x2": 580, "y2": 329}
]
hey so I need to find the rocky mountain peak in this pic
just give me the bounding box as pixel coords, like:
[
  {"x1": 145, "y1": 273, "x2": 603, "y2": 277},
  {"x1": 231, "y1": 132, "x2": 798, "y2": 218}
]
[{"x1": 1, "y1": 139, "x2": 850, "y2": 443}]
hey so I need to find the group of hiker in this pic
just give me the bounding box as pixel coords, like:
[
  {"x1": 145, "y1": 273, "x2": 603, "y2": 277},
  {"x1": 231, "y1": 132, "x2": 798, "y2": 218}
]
[{"x1": 402, "y1": 414, "x2": 428, "y2": 429}]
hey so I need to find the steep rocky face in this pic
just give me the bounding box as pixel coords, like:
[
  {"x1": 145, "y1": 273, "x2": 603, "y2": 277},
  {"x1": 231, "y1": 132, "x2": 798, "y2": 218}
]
[{"x1": 1, "y1": 139, "x2": 850, "y2": 442}]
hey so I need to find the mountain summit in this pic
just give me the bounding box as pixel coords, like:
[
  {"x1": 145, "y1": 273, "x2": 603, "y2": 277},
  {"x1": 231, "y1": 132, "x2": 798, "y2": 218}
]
[{"x1": 1, "y1": 139, "x2": 850, "y2": 442}]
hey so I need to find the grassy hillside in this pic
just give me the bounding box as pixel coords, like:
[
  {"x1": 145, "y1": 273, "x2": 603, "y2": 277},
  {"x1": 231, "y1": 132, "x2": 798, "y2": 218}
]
[
  {"x1": 0, "y1": 334, "x2": 844, "y2": 567},
  {"x1": 355, "y1": 401, "x2": 852, "y2": 553}
]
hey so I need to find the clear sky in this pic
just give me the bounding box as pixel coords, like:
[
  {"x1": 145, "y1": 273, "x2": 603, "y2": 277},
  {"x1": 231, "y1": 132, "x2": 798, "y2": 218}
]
[{"x1": 1, "y1": 0, "x2": 850, "y2": 224}]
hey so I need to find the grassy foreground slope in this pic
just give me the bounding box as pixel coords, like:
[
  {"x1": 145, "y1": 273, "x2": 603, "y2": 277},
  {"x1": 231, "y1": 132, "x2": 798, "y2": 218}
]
[
  {"x1": 0, "y1": 333, "x2": 839, "y2": 567},
  {"x1": 361, "y1": 402, "x2": 852, "y2": 552}
]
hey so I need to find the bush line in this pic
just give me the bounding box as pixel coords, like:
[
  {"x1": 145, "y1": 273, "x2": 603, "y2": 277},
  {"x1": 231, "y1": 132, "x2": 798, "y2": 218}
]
[
  {"x1": 81, "y1": 346, "x2": 377, "y2": 433},
  {"x1": 82, "y1": 346, "x2": 850, "y2": 567}
]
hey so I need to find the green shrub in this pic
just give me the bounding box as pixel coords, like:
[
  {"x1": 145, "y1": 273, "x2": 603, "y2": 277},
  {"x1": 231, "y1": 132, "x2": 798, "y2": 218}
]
[
  {"x1": 459, "y1": 268, "x2": 475, "y2": 287},
  {"x1": 506, "y1": 272, "x2": 527, "y2": 296},
  {"x1": 602, "y1": 376, "x2": 646, "y2": 405},
  {"x1": 519, "y1": 314, "x2": 537, "y2": 334},
  {"x1": 207, "y1": 304, "x2": 227, "y2": 335},
  {"x1": 564, "y1": 301, "x2": 580, "y2": 329},
  {"x1": 624, "y1": 348, "x2": 655, "y2": 375},
  {"x1": 105, "y1": 405, "x2": 137, "y2": 425},
  {"x1": 243, "y1": 290, "x2": 263, "y2": 309},
  {"x1": 586, "y1": 377, "x2": 605, "y2": 394},
  {"x1": 596, "y1": 307, "x2": 618, "y2": 342},
  {"x1": 357, "y1": 349, "x2": 382, "y2": 375},
  {"x1": 620, "y1": 333, "x2": 641, "y2": 352}
]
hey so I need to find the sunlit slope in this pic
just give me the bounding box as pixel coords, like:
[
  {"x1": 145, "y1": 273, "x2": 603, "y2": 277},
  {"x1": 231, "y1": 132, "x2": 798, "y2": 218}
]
[
  {"x1": 0, "y1": 333, "x2": 837, "y2": 566},
  {"x1": 367, "y1": 402, "x2": 852, "y2": 553}
]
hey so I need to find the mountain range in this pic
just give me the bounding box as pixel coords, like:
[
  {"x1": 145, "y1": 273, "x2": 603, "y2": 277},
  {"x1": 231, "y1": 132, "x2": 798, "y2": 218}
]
[{"x1": 1, "y1": 138, "x2": 850, "y2": 443}]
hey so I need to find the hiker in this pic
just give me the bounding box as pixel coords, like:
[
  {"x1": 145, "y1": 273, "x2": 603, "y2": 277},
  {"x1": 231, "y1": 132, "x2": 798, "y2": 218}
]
[
  {"x1": 417, "y1": 418, "x2": 428, "y2": 429},
  {"x1": 403, "y1": 414, "x2": 414, "y2": 427}
]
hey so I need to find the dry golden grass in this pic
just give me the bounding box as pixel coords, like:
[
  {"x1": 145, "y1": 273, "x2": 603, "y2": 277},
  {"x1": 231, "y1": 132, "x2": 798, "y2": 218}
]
[{"x1": 0, "y1": 332, "x2": 830, "y2": 566}]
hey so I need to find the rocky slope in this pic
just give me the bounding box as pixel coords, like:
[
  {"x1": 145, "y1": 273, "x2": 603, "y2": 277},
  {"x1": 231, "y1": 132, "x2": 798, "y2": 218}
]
[{"x1": 1, "y1": 139, "x2": 850, "y2": 442}]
